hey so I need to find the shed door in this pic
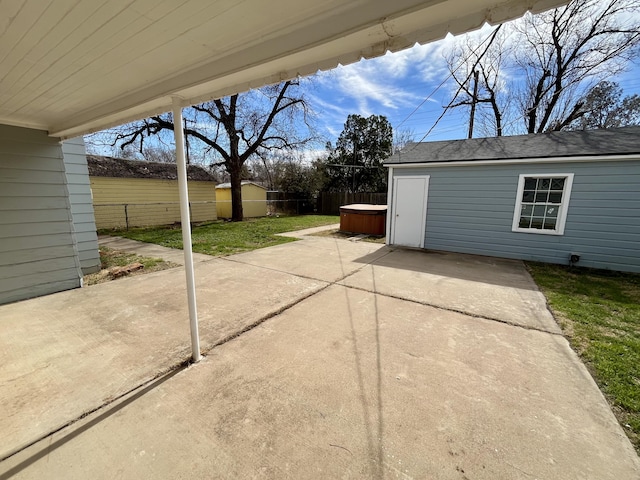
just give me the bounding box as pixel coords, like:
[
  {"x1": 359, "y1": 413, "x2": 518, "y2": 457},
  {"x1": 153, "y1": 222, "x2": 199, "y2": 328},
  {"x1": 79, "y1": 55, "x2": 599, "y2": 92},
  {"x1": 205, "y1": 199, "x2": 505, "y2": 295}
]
[{"x1": 391, "y1": 175, "x2": 429, "y2": 248}]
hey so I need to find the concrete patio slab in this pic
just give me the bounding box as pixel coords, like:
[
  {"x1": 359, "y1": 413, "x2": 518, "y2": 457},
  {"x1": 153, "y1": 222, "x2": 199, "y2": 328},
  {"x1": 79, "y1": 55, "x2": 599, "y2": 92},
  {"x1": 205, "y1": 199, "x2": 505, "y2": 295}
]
[
  {"x1": 2, "y1": 285, "x2": 637, "y2": 479},
  {"x1": 1, "y1": 234, "x2": 638, "y2": 479},
  {"x1": 341, "y1": 248, "x2": 560, "y2": 334},
  {"x1": 0, "y1": 259, "x2": 326, "y2": 461},
  {"x1": 229, "y1": 235, "x2": 392, "y2": 283}
]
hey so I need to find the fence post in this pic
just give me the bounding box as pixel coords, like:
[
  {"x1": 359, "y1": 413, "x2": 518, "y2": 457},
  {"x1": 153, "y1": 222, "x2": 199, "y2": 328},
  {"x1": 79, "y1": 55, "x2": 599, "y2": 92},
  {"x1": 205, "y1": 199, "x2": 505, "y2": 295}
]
[{"x1": 124, "y1": 204, "x2": 129, "y2": 231}]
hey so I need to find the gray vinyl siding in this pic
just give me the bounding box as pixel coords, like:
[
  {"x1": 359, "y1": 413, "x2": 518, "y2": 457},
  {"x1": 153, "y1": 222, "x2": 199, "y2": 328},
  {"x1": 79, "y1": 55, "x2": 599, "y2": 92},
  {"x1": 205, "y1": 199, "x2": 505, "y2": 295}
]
[
  {"x1": 391, "y1": 159, "x2": 640, "y2": 273},
  {"x1": 0, "y1": 124, "x2": 82, "y2": 304},
  {"x1": 62, "y1": 138, "x2": 100, "y2": 274}
]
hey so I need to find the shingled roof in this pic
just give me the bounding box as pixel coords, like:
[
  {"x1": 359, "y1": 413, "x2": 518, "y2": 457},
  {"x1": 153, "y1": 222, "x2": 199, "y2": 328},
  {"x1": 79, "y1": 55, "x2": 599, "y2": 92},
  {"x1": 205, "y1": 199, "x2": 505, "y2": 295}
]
[
  {"x1": 385, "y1": 126, "x2": 640, "y2": 165},
  {"x1": 87, "y1": 155, "x2": 216, "y2": 181}
]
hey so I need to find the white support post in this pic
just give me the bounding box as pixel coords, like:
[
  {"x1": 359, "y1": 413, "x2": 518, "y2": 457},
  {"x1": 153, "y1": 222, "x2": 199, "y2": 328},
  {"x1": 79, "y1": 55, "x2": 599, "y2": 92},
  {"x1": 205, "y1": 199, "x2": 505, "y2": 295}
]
[{"x1": 172, "y1": 97, "x2": 201, "y2": 363}]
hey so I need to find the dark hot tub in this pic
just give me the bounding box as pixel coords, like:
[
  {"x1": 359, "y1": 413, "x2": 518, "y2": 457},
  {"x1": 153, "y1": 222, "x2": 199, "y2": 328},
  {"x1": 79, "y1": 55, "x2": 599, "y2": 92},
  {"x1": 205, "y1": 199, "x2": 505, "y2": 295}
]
[{"x1": 339, "y1": 204, "x2": 387, "y2": 236}]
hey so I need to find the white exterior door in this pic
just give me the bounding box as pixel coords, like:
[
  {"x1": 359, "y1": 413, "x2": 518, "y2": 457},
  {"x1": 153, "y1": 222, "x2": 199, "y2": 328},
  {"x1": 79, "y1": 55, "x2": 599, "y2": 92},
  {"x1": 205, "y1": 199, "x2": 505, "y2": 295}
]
[{"x1": 391, "y1": 175, "x2": 429, "y2": 248}]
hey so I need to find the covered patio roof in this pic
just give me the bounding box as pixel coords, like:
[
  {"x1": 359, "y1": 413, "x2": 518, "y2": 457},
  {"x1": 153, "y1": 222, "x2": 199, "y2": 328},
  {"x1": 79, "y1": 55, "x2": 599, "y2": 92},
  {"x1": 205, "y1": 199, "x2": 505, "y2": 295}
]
[
  {"x1": 2, "y1": 0, "x2": 569, "y2": 362},
  {"x1": 1, "y1": 0, "x2": 566, "y2": 139}
]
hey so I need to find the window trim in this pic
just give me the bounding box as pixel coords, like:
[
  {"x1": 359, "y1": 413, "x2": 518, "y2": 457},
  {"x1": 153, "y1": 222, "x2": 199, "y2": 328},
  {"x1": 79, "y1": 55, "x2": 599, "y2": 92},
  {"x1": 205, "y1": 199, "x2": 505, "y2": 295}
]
[{"x1": 511, "y1": 173, "x2": 574, "y2": 236}]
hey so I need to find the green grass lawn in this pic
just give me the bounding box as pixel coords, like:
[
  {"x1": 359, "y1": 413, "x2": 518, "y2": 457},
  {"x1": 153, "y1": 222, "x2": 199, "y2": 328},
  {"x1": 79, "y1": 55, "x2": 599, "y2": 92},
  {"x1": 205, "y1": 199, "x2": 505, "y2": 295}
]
[
  {"x1": 527, "y1": 262, "x2": 640, "y2": 453},
  {"x1": 101, "y1": 215, "x2": 339, "y2": 256}
]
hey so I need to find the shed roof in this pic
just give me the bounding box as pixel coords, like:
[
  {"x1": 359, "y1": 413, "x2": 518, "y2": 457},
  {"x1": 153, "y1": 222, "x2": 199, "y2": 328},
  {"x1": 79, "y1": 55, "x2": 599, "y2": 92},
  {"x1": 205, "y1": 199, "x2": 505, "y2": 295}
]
[
  {"x1": 385, "y1": 127, "x2": 640, "y2": 165},
  {"x1": 215, "y1": 181, "x2": 267, "y2": 190},
  {"x1": 87, "y1": 155, "x2": 216, "y2": 181}
]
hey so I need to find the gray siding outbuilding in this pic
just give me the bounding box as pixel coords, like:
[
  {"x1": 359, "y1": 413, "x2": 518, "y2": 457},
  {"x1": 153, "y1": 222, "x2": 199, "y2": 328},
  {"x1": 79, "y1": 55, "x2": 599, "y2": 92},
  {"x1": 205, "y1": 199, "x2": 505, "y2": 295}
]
[
  {"x1": 385, "y1": 127, "x2": 640, "y2": 273},
  {"x1": 0, "y1": 125, "x2": 99, "y2": 305},
  {"x1": 62, "y1": 138, "x2": 100, "y2": 275},
  {"x1": 0, "y1": 125, "x2": 84, "y2": 304}
]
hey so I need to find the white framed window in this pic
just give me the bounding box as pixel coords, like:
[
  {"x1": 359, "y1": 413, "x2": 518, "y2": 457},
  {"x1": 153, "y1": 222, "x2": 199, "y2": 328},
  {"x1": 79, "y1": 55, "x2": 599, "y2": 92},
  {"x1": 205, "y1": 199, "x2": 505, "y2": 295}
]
[{"x1": 512, "y1": 173, "x2": 574, "y2": 235}]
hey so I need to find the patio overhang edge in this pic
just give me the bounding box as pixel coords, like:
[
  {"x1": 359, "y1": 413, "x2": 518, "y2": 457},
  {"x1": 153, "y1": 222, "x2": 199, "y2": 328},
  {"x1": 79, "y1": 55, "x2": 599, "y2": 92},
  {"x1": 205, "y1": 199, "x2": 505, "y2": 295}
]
[{"x1": 46, "y1": 0, "x2": 567, "y2": 139}]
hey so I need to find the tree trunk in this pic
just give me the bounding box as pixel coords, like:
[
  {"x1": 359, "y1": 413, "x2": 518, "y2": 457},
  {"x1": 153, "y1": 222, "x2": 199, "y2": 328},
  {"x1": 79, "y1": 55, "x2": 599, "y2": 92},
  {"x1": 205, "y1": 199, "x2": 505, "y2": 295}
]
[{"x1": 229, "y1": 161, "x2": 244, "y2": 222}]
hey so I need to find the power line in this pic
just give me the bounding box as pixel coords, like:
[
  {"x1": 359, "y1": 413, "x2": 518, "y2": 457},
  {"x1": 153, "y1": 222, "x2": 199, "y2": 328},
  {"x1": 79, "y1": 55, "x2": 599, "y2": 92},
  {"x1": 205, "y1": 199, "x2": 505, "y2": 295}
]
[
  {"x1": 406, "y1": 26, "x2": 505, "y2": 148},
  {"x1": 393, "y1": 25, "x2": 502, "y2": 132}
]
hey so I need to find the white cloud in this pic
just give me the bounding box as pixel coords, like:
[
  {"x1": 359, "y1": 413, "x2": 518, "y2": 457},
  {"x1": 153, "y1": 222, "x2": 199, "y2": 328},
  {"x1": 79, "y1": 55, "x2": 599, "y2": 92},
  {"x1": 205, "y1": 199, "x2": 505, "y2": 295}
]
[
  {"x1": 324, "y1": 125, "x2": 341, "y2": 139},
  {"x1": 313, "y1": 35, "x2": 465, "y2": 120},
  {"x1": 307, "y1": 93, "x2": 351, "y2": 120}
]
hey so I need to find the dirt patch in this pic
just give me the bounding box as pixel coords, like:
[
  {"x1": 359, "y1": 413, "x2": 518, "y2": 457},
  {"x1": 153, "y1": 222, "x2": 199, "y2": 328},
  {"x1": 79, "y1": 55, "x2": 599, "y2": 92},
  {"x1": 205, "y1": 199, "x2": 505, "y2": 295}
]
[
  {"x1": 310, "y1": 228, "x2": 386, "y2": 244},
  {"x1": 84, "y1": 247, "x2": 178, "y2": 286}
]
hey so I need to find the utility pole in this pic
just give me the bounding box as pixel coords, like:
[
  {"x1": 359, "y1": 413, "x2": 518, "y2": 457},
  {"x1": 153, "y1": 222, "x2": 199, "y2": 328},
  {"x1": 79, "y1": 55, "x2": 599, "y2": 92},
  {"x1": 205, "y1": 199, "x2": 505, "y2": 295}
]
[
  {"x1": 352, "y1": 135, "x2": 357, "y2": 194},
  {"x1": 468, "y1": 70, "x2": 479, "y2": 139},
  {"x1": 184, "y1": 117, "x2": 191, "y2": 164}
]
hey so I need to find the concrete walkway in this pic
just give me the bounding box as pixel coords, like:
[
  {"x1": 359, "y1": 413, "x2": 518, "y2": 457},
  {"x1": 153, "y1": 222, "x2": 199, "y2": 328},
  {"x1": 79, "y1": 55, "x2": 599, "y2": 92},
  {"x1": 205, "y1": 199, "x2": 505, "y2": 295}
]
[
  {"x1": 97, "y1": 234, "x2": 217, "y2": 265},
  {"x1": 1, "y1": 231, "x2": 638, "y2": 479}
]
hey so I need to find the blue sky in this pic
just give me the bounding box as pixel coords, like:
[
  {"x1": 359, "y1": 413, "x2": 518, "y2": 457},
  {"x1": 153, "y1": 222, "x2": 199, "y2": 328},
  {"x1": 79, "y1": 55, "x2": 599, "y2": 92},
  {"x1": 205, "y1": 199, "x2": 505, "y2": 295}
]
[
  {"x1": 308, "y1": 36, "x2": 461, "y2": 144},
  {"x1": 306, "y1": 23, "x2": 640, "y2": 148}
]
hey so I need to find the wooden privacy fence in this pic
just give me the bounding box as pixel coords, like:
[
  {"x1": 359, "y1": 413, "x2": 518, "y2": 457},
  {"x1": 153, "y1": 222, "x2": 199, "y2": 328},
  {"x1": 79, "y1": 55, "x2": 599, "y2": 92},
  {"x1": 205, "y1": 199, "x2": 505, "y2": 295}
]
[
  {"x1": 317, "y1": 192, "x2": 387, "y2": 215},
  {"x1": 94, "y1": 201, "x2": 217, "y2": 229}
]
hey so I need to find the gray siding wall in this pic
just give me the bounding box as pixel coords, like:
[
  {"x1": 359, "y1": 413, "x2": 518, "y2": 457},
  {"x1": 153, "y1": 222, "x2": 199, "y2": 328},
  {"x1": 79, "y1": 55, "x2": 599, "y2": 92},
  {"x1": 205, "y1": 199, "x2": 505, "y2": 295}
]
[
  {"x1": 0, "y1": 124, "x2": 82, "y2": 304},
  {"x1": 62, "y1": 138, "x2": 100, "y2": 274},
  {"x1": 391, "y1": 159, "x2": 640, "y2": 273}
]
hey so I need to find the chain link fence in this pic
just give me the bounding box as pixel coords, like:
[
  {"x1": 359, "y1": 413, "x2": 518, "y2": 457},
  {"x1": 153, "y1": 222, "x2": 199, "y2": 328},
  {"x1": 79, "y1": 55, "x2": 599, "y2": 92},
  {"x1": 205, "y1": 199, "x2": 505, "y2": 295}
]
[
  {"x1": 94, "y1": 193, "x2": 384, "y2": 229},
  {"x1": 94, "y1": 201, "x2": 217, "y2": 230}
]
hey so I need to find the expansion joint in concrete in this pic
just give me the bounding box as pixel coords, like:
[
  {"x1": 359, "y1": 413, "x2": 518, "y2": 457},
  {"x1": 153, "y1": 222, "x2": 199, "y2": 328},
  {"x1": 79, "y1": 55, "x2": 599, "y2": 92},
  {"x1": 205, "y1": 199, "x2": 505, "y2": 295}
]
[{"x1": 341, "y1": 283, "x2": 564, "y2": 337}]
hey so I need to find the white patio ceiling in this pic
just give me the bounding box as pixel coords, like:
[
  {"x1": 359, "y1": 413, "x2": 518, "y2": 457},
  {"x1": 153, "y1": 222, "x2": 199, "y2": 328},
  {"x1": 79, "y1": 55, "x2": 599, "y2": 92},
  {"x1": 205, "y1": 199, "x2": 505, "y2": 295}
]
[{"x1": 0, "y1": 0, "x2": 567, "y2": 139}]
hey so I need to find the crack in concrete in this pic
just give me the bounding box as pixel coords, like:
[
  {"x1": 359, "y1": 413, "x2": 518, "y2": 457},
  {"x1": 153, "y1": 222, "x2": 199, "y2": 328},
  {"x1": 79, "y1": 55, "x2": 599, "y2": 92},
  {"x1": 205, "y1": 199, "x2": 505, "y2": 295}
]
[
  {"x1": 340, "y1": 283, "x2": 564, "y2": 337},
  {"x1": 222, "y1": 250, "x2": 562, "y2": 337}
]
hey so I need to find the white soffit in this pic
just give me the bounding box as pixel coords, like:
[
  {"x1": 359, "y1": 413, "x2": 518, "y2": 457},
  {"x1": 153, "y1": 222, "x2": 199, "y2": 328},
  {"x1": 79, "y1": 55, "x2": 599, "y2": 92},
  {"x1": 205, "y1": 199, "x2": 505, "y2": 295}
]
[{"x1": 0, "y1": 0, "x2": 568, "y2": 139}]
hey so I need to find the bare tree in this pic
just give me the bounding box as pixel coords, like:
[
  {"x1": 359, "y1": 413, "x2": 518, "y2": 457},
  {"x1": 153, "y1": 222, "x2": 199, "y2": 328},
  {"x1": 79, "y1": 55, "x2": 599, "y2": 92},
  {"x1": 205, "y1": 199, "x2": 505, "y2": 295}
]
[
  {"x1": 393, "y1": 127, "x2": 416, "y2": 153},
  {"x1": 444, "y1": 0, "x2": 640, "y2": 136},
  {"x1": 249, "y1": 152, "x2": 325, "y2": 197},
  {"x1": 445, "y1": 25, "x2": 510, "y2": 137},
  {"x1": 108, "y1": 80, "x2": 314, "y2": 221},
  {"x1": 85, "y1": 134, "x2": 140, "y2": 159},
  {"x1": 515, "y1": 0, "x2": 640, "y2": 133},
  {"x1": 143, "y1": 146, "x2": 177, "y2": 164},
  {"x1": 248, "y1": 151, "x2": 300, "y2": 191}
]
